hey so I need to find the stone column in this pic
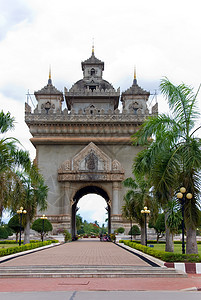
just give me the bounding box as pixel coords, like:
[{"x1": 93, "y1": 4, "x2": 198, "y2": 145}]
[
  {"x1": 112, "y1": 181, "x2": 120, "y2": 215},
  {"x1": 62, "y1": 182, "x2": 72, "y2": 215}
]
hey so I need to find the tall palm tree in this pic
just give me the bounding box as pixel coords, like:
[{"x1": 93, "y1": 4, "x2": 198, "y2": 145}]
[
  {"x1": 133, "y1": 78, "x2": 201, "y2": 254},
  {"x1": 0, "y1": 111, "x2": 31, "y2": 217},
  {"x1": 11, "y1": 164, "x2": 48, "y2": 244},
  {"x1": 122, "y1": 177, "x2": 156, "y2": 245}
]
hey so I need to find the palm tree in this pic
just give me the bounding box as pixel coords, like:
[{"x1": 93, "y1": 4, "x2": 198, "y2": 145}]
[
  {"x1": 0, "y1": 111, "x2": 31, "y2": 217},
  {"x1": 133, "y1": 78, "x2": 201, "y2": 254},
  {"x1": 11, "y1": 164, "x2": 48, "y2": 244},
  {"x1": 122, "y1": 177, "x2": 156, "y2": 245}
]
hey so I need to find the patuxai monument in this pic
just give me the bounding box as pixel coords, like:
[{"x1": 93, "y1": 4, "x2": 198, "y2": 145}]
[{"x1": 25, "y1": 47, "x2": 158, "y2": 237}]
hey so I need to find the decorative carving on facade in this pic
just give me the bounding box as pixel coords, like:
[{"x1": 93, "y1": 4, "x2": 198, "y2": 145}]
[
  {"x1": 58, "y1": 142, "x2": 124, "y2": 182},
  {"x1": 112, "y1": 159, "x2": 124, "y2": 172},
  {"x1": 152, "y1": 102, "x2": 158, "y2": 115},
  {"x1": 25, "y1": 102, "x2": 31, "y2": 114},
  {"x1": 72, "y1": 142, "x2": 111, "y2": 172},
  {"x1": 58, "y1": 160, "x2": 70, "y2": 173}
]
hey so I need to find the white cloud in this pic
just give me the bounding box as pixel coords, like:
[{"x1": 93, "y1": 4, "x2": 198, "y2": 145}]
[
  {"x1": 77, "y1": 195, "x2": 108, "y2": 226},
  {"x1": 0, "y1": 0, "x2": 201, "y2": 158}
]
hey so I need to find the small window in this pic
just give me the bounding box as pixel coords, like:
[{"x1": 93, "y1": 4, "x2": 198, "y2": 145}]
[
  {"x1": 89, "y1": 85, "x2": 96, "y2": 91},
  {"x1": 91, "y1": 68, "x2": 95, "y2": 76}
]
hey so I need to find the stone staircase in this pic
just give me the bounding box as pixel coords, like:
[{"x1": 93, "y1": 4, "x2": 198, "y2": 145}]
[{"x1": 0, "y1": 265, "x2": 187, "y2": 278}]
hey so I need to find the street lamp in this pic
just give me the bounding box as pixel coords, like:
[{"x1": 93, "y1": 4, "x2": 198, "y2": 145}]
[
  {"x1": 17, "y1": 207, "x2": 27, "y2": 246},
  {"x1": 177, "y1": 187, "x2": 192, "y2": 254},
  {"x1": 40, "y1": 214, "x2": 47, "y2": 242},
  {"x1": 141, "y1": 206, "x2": 150, "y2": 246}
]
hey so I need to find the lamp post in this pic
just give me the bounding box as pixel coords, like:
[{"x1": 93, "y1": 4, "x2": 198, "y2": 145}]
[
  {"x1": 17, "y1": 207, "x2": 27, "y2": 246},
  {"x1": 177, "y1": 187, "x2": 192, "y2": 254},
  {"x1": 141, "y1": 206, "x2": 150, "y2": 246},
  {"x1": 40, "y1": 214, "x2": 47, "y2": 242}
]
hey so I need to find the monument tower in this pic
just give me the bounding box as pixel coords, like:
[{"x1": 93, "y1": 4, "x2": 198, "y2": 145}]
[{"x1": 25, "y1": 48, "x2": 158, "y2": 236}]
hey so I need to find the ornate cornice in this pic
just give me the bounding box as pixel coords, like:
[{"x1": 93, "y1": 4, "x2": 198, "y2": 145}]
[{"x1": 30, "y1": 137, "x2": 133, "y2": 145}]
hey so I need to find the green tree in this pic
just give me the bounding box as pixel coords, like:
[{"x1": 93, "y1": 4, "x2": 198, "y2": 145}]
[
  {"x1": 11, "y1": 165, "x2": 48, "y2": 244},
  {"x1": 0, "y1": 226, "x2": 9, "y2": 239},
  {"x1": 76, "y1": 214, "x2": 83, "y2": 232},
  {"x1": 0, "y1": 111, "x2": 31, "y2": 217},
  {"x1": 149, "y1": 213, "x2": 165, "y2": 243},
  {"x1": 128, "y1": 225, "x2": 141, "y2": 238},
  {"x1": 133, "y1": 78, "x2": 201, "y2": 254},
  {"x1": 8, "y1": 214, "x2": 23, "y2": 242},
  {"x1": 122, "y1": 177, "x2": 157, "y2": 245},
  {"x1": 32, "y1": 218, "x2": 53, "y2": 240}
]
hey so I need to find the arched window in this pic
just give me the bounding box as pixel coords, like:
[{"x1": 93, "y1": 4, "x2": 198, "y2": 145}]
[{"x1": 91, "y1": 68, "x2": 95, "y2": 76}]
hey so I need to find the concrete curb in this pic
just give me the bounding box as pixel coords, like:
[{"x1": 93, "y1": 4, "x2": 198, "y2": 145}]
[
  {"x1": 165, "y1": 262, "x2": 201, "y2": 274},
  {"x1": 0, "y1": 243, "x2": 61, "y2": 263},
  {"x1": 117, "y1": 242, "x2": 201, "y2": 274},
  {"x1": 116, "y1": 242, "x2": 165, "y2": 267}
]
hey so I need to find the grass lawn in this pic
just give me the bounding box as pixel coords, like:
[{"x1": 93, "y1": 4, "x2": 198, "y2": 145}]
[
  {"x1": 148, "y1": 243, "x2": 201, "y2": 255},
  {"x1": 0, "y1": 244, "x2": 18, "y2": 249}
]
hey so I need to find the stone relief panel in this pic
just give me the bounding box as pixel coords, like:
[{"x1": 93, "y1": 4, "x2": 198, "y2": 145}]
[
  {"x1": 72, "y1": 142, "x2": 111, "y2": 172},
  {"x1": 57, "y1": 142, "x2": 125, "y2": 182}
]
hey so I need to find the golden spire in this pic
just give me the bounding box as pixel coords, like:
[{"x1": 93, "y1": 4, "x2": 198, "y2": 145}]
[
  {"x1": 92, "y1": 37, "x2": 94, "y2": 55},
  {"x1": 48, "y1": 65, "x2": 52, "y2": 85},
  {"x1": 49, "y1": 65, "x2": 51, "y2": 80},
  {"x1": 134, "y1": 66, "x2": 136, "y2": 80},
  {"x1": 134, "y1": 66, "x2": 137, "y2": 84}
]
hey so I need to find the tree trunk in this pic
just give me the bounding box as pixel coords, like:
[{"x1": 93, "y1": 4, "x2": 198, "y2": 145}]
[
  {"x1": 165, "y1": 212, "x2": 174, "y2": 252},
  {"x1": 16, "y1": 232, "x2": 18, "y2": 243},
  {"x1": 186, "y1": 227, "x2": 198, "y2": 254},
  {"x1": 140, "y1": 225, "x2": 146, "y2": 245},
  {"x1": 24, "y1": 215, "x2": 30, "y2": 244}
]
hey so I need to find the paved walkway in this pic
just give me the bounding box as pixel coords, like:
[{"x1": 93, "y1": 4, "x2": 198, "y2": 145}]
[
  {"x1": 0, "y1": 239, "x2": 201, "y2": 292},
  {"x1": 0, "y1": 240, "x2": 149, "y2": 267}
]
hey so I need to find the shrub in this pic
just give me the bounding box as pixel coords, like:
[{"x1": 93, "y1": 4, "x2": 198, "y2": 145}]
[
  {"x1": 117, "y1": 227, "x2": 125, "y2": 234},
  {"x1": 110, "y1": 233, "x2": 116, "y2": 242},
  {"x1": 32, "y1": 218, "x2": 53, "y2": 240},
  {"x1": 120, "y1": 240, "x2": 201, "y2": 263},
  {"x1": 129, "y1": 225, "x2": 141, "y2": 236},
  {"x1": 63, "y1": 230, "x2": 72, "y2": 242},
  {"x1": 0, "y1": 241, "x2": 56, "y2": 257}
]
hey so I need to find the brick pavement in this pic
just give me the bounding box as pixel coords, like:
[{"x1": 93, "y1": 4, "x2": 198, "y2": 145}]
[
  {"x1": 0, "y1": 240, "x2": 149, "y2": 267},
  {"x1": 0, "y1": 240, "x2": 201, "y2": 292}
]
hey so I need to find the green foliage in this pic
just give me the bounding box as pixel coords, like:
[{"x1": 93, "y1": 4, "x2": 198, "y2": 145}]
[
  {"x1": 31, "y1": 218, "x2": 53, "y2": 234},
  {"x1": 166, "y1": 200, "x2": 182, "y2": 234},
  {"x1": 0, "y1": 241, "x2": 55, "y2": 257},
  {"x1": 109, "y1": 233, "x2": 116, "y2": 242},
  {"x1": 129, "y1": 225, "x2": 141, "y2": 236},
  {"x1": 120, "y1": 240, "x2": 201, "y2": 263},
  {"x1": 117, "y1": 227, "x2": 125, "y2": 234},
  {"x1": 63, "y1": 230, "x2": 72, "y2": 242},
  {"x1": 132, "y1": 78, "x2": 201, "y2": 254},
  {"x1": 0, "y1": 226, "x2": 9, "y2": 239},
  {"x1": 76, "y1": 214, "x2": 83, "y2": 232},
  {"x1": 8, "y1": 214, "x2": 23, "y2": 234},
  {"x1": 149, "y1": 213, "x2": 165, "y2": 242},
  {"x1": 76, "y1": 217, "x2": 106, "y2": 236}
]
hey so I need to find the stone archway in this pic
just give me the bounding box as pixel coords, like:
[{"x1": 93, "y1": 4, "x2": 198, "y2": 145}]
[
  {"x1": 57, "y1": 142, "x2": 125, "y2": 234},
  {"x1": 71, "y1": 185, "x2": 111, "y2": 238}
]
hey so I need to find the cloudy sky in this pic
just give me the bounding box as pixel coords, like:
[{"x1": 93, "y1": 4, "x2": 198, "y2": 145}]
[{"x1": 1, "y1": 0, "x2": 201, "y2": 224}]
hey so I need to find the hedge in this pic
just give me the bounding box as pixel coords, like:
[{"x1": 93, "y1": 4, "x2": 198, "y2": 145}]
[
  {"x1": 0, "y1": 240, "x2": 58, "y2": 257},
  {"x1": 127, "y1": 240, "x2": 201, "y2": 245},
  {"x1": 120, "y1": 240, "x2": 201, "y2": 263},
  {"x1": 0, "y1": 239, "x2": 58, "y2": 244}
]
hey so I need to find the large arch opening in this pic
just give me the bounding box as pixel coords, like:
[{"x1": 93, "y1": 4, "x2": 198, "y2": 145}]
[{"x1": 72, "y1": 185, "x2": 111, "y2": 238}]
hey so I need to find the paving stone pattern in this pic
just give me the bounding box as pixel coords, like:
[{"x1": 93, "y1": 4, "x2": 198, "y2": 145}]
[{"x1": 0, "y1": 241, "x2": 149, "y2": 267}]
